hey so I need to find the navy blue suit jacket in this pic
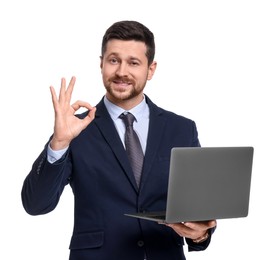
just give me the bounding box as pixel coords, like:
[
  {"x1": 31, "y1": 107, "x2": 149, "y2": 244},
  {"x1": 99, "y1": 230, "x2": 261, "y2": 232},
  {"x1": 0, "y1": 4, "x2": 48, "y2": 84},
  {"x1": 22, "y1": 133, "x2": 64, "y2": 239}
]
[{"x1": 22, "y1": 96, "x2": 213, "y2": 260}]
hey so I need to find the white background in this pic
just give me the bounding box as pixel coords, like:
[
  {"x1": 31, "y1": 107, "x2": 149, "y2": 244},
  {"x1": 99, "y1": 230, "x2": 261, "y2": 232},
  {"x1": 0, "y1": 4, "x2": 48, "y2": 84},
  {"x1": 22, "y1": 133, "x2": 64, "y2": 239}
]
[{"x1": 1, "y1": 0, "x2": 279, "y2": 259}]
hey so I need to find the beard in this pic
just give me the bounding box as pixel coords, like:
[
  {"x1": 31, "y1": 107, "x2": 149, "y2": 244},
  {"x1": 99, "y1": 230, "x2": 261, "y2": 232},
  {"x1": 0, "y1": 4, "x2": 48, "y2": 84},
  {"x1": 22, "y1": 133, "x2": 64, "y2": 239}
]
[{"x1": 104, "y1": 76, "x2": 145, "y2": 101}]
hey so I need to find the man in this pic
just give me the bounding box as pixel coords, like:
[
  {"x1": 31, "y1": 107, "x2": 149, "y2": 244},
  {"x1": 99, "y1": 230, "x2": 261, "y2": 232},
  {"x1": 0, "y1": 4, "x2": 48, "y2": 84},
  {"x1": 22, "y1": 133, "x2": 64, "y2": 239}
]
[{"x1": 22, "y1": 20, "x2": 216, "y2": 260}]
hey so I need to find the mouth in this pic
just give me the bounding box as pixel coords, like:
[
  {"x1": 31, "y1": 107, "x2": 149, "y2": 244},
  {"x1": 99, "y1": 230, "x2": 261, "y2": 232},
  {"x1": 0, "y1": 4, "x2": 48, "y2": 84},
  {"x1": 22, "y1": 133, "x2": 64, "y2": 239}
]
[
  {"x1": 113, "y1": 79, "x2": 132, "y2": 86},
  {"x1": 111, "y1": 78, "x2": 134, "y2": 91}
]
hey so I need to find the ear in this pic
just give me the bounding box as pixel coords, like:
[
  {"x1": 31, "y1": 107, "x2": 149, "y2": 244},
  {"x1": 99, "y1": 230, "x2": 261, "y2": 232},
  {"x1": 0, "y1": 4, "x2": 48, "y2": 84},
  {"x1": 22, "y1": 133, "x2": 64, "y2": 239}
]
[
  {"x1": 147, "y1": 61, "x2": 157, "y2": 80},
  {"x1": 100, "y1": 56, "x2": 103, "y2": 69}
]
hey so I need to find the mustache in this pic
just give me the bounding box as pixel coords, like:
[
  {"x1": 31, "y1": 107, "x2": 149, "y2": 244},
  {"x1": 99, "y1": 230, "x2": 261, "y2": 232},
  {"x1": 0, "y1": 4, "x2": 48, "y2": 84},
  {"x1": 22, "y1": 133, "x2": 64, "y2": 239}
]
[{"x1": 109, "y1": 76, "x2": 135, "y2": 85}]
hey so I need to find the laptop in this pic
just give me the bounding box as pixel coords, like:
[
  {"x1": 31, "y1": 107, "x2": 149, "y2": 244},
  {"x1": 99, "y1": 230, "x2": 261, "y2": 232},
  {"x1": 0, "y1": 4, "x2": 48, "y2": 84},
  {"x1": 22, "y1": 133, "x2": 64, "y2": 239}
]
[{"x1": 125, "y1": 146, "x2": 254, "y2": 223}]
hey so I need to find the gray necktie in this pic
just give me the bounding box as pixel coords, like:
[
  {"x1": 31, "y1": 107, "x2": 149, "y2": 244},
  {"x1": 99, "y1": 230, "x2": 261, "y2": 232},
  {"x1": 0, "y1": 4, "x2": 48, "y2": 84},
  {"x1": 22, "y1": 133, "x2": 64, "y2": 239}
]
[{"x1": 120, "y1": 112, "x2": 144, "y2": 187}]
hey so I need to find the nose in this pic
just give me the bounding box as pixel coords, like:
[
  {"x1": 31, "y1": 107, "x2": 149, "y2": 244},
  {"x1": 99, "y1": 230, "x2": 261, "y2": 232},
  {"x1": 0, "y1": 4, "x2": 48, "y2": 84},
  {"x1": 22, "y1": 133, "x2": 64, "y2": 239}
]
[{"x1": 116, "y1": 63, "x2": 129, "y2": 77}]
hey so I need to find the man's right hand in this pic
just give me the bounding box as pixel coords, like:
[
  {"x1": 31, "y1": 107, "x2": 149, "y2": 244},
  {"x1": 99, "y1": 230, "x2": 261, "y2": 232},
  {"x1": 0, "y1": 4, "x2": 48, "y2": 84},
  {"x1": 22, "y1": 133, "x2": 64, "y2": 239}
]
[{"x1": 49, "y1": 76, "x2": 96, "y2": 150}]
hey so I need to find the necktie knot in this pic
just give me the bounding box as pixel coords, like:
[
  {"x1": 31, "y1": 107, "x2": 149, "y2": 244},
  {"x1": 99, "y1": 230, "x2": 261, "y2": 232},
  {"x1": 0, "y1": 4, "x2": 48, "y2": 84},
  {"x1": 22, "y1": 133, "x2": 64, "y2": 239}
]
[{"x1": 120, "y1": 112, "x2": 135, "y2": 127}]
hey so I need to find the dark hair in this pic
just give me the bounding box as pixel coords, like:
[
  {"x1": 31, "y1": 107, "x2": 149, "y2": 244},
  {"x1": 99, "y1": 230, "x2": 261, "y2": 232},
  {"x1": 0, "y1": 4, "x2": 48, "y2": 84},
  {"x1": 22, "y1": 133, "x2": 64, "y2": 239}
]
[{"x1": 101, "y1": 20, "x2": 155, "y2": 66}]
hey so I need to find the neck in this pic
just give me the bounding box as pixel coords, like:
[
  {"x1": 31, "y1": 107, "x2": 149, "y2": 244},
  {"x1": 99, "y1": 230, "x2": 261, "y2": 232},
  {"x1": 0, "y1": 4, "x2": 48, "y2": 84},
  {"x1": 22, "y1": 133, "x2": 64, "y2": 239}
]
[{"x1": 106, "y1": 94, "x2": 144, "y2": 110}]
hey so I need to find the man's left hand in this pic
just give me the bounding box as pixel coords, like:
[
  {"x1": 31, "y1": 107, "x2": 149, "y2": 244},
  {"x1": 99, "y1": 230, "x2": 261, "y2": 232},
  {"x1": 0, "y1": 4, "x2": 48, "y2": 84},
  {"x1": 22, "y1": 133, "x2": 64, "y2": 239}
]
[{"x1": 166, "y1": 220, "x2": 217, "y2": 241}]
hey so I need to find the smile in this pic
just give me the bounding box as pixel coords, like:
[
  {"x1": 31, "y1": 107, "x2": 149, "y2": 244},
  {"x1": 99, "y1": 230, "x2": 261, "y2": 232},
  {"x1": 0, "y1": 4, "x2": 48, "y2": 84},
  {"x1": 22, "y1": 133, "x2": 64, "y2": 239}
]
[{"x1": 113, "y1": 80, "x2": 132, "y2": 85}]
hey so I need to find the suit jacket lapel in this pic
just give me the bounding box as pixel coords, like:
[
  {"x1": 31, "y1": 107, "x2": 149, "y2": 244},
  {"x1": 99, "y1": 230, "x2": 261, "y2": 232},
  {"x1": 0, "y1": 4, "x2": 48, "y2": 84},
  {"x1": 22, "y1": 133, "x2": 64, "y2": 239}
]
[
  {"x1": 94, "y1": 98, "x2": 139, "y2": 192},
  {"x1": 140, "y1": 97, "x2": 167, "y2": 190}
]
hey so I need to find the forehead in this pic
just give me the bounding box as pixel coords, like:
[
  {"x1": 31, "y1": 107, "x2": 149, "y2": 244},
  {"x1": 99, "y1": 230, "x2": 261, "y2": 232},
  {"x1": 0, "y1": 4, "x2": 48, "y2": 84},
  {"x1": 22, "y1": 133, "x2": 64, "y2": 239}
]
[{"x1": 104, "y1": 39, "x2": 148, "y2": 59}]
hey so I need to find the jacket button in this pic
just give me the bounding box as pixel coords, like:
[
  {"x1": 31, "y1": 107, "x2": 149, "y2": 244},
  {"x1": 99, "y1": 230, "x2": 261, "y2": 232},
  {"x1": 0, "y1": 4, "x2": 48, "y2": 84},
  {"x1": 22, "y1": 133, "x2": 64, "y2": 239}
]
[{"x1": 137, "y1": 240, "x2": 144, "y2": 247}]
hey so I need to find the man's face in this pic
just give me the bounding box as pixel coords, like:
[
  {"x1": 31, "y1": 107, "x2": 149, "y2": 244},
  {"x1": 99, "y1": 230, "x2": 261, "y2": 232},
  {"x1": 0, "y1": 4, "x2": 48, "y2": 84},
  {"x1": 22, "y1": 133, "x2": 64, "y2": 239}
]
[{"x1": 100, "y1": 39, "x2": 156, "y2": 108}]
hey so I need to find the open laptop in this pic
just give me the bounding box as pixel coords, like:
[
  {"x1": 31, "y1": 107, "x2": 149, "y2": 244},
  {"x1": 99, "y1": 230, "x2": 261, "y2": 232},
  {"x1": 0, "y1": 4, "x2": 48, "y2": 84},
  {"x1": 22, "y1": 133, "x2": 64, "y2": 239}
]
[{"x1": 125, "y1": 146, "x2": 254, "y2": 223}]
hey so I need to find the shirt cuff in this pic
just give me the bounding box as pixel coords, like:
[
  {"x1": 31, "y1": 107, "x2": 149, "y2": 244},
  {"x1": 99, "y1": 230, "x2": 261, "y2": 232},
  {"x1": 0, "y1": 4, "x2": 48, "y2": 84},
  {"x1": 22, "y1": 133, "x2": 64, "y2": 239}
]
[{"x1": 47, "y1": 143, "x2": 69, "y2": 164}]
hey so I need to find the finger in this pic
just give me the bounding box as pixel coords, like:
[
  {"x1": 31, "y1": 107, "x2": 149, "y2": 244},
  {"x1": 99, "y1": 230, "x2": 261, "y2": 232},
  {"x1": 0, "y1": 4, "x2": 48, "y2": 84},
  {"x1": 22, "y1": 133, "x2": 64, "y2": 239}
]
[
  {"x1": 87, "y1": 107, "x2": 97, "y2": 120},
  {"x1": 59, "y1": 77, "x2": 66, "y2": 102},
  {"x1": 208, "y1": 220, "x2": 217, "y2": 228},
  {"x1": 50, "y1": 86, "x2": 58, "y2": 109},
  {"x1": 166, "y1": 223, "x2": 187, "y2": 232},
  {"x1": 65, "y1": 76, "x2": 76, "y2": 103},
  {"x1": 83, "y1": 107, "x2": 97, "y2": 125},
  {"x1": 167, "y1": 223, "x2": 188, "y2": 237},
  {"x1": 182, "y1": 222, "x2": 200, "y2": 230},
  {"x1": 71, "y1": 100, "x2": 93, "y2": 112},
  {"x1": 183, "y1": 220, "x2": 217, "y2": 230}
]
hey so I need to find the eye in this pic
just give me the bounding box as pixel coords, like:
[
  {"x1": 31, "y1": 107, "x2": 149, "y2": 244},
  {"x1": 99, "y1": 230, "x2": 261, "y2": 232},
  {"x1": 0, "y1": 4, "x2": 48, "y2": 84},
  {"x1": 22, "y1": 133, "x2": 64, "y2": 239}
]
[
  {"x1": 109, "y1": 57, "x2": 119, "y2": 64},
  {"x1": 130, "y1": 60, "x2": 140, "y2": 66}
]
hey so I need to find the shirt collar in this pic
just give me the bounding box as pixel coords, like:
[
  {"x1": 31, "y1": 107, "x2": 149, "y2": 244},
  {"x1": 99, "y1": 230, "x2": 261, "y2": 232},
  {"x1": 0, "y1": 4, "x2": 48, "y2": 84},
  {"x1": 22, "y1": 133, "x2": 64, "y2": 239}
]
[{"x1": 104, "y1": 95, "x2": 148, "y2": 122}]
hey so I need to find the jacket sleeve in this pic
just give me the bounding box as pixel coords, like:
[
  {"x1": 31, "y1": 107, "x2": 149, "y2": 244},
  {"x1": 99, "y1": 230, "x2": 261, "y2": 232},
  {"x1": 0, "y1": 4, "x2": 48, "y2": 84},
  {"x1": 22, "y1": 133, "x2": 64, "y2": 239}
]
[
  {"x1": 185, "y1": 226, "x2": 216, "y2": 251},
  {"x1": 191, "y1": 120, "x2": 201, "y2": 147},
  {"x1": 21, "y1": 142, "x2": 72, "y2": 215}
]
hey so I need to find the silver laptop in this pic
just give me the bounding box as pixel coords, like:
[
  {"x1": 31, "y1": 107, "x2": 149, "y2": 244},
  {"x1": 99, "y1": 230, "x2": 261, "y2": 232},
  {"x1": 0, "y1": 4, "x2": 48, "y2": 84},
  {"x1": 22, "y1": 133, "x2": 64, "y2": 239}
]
[{"x1": 125, "y1": 146, "x2": 254, "y2": 223}]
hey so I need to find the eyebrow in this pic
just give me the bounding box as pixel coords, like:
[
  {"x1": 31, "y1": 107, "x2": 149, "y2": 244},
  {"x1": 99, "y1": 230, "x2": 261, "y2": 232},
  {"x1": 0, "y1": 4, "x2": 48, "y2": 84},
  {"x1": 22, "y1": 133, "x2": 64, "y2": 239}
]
[{"x1": 107, "y1": 53, "x2": 142, "y2": 63}]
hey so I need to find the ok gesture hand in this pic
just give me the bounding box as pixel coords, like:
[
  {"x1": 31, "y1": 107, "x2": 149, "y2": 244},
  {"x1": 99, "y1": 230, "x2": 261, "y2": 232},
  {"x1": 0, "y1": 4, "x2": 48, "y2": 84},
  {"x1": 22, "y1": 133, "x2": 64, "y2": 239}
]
[{"x1": 49, "y1": 76, "x2": 96, "y2": 150}]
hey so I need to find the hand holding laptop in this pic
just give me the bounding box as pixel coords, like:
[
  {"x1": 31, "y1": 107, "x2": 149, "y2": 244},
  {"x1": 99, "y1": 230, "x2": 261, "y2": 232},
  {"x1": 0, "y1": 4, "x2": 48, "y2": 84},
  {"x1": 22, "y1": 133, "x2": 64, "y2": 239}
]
[{"x1": 165, "y1": 220, "x2": 217, "y2": 243}]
